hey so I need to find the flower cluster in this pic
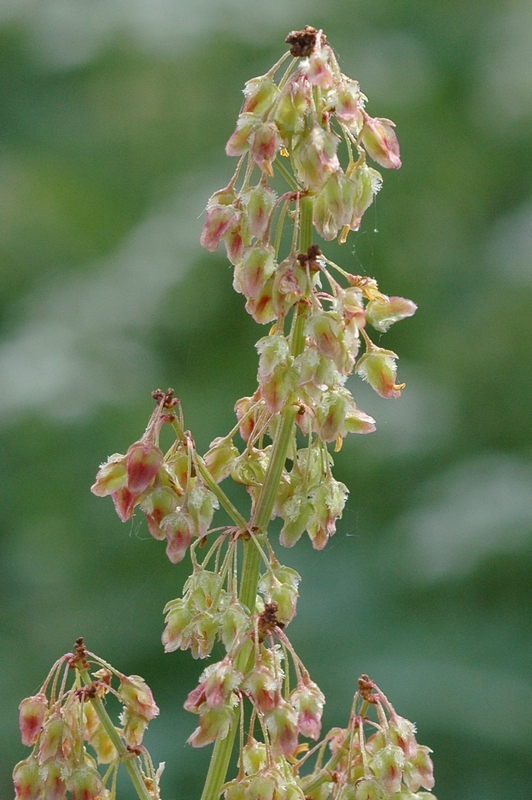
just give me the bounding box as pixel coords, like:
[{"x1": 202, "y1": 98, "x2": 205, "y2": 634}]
[
  {"x1": 91, "y1": 393, "x2": 219, "y2": 564},
  {"x1": 71, "y1": 26, "x2": 433, "y2": 800},
  {"x1": 162, "y1": 536, "x2": 301, "y2": 659},
  {"x1": 202, "y1": 25, "x2": 401, "y2": 270},
  {"x1": 183, "y1": 601, "x2": 325, "y2": 758},
  {"x1": 14, "y1": 639, "x2": 162, "y2": 800},
  {"x1": 221, "y1": 673, "x2": 434, "y2": 800}
]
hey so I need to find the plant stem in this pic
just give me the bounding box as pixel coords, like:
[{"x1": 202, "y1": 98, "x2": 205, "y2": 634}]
[
  {"x1": 79, "y1": 669, "x2": 152, "y2": 800},
  {"x1": 199, "y1": 194, "x2": 314, "y2": 800}
]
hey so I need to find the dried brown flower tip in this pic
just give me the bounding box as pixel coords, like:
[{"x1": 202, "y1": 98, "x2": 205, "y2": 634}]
[{"x1": 285, "y1": 25, "x2": 323, "y2": 58}]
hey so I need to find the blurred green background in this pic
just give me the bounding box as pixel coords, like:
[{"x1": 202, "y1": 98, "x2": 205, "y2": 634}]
[{"x1": 1, "y1": 0, "x2": 531, "y2": 797}]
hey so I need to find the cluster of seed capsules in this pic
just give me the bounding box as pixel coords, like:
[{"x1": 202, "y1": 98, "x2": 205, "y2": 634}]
[
  {"x1": 218, "y1": 674, "x2": 435, "y2": 800},
  {"x1": 200, "y1": 25, "x2": 417, "y2": 546},
  {"x1": 14, "y1": 640, "x2": 162, "y2": 800},
  {"x1": 85, "y1": 27, "x2": 433, "y2": 800},
  {"x1": 91, "y1": 27, "x2": 417, "y2": 562},
  {"x1": 164, "y1": 593, "x2": 435, "y2": 800}
]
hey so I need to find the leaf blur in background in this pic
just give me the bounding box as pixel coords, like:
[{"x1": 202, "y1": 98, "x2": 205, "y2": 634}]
[{"x1": 1, "y1": 1, "x2": 531, "y2": 798}]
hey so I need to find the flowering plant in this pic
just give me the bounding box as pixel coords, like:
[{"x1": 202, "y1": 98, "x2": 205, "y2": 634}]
[{"x1": 14, "y1": 27, "x2": 434, "y2": 800}]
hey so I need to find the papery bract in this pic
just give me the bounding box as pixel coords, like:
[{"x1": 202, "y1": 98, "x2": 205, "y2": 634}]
[
  {"x1": 162, "y1": 510, "x2": 193, "y2": 563},
  {"x1": 187, "y1": 706, "x2": 234, "y2": 748},
  {"x1": 13, "y1": 757, "x2": 42, "y2": 800},
  {"x1": 67, "y1": 765, "x2": 103, "y2": 800},
  {"x1": 118, "y1": 675, "x2": 160, "y2": 721},
  {"x1": 355, "y1": 348, "x2": 405, "y2": 399},
  {"x1": 365, "y1": 296, "x2": 417, "y2": 332},
  {"x1": 19, "y1": 693, "x2": 48, "y2": 747},
  {"x1": 126, "y1": 440, "x2": 163, "y2": 495},
  {"x1": 360, "y1": 114, "x2": 401, "y2": 169}
]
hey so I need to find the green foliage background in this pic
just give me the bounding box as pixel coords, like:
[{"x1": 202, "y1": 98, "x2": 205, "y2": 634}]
[{"x1": 1, "y1": 1, "x2": 531, "y2": 797}]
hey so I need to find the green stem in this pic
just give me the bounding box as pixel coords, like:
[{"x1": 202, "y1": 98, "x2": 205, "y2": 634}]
[
  {"x1": 199, "y1": 195, "x2": 314, "y2": 800},
  {"x1": 79, "y1": 669, "x2": 152, "y2": 800},
  {"x1": 275, "y1": 156, "x2": 300, "y2": 191}
]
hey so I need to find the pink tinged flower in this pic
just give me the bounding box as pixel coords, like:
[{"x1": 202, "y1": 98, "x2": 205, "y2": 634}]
[
  {"x1": 162, "y1": 510, "x2": 193, "y2": 563},
  {"x1": 333, "y1": 78, "x2": 364, "y2": 129},
  {"x1": 307, "y1": 311, "x2": 343, "y2": 363},
  {"x1": 353, "y1": 777, "x2": 384, "y2": 800},
  {"x1": 388, "y1": 714, "x2": 418, "y2": 760},
  {"x1": 125, "y1": 440, "x2": 163, "y2": 495},
  {"x1": 81, "y1": 702, "x2": 100, "y2": 741},
  {"x1": 234, "y1": 394, "x2": 259, "y2": 443},
  {"x1": 111, "y1": 486, "x2": 137, "y2": 522},
  {"x1": 313, "y1": 171, "x2": 356, "y2": 241},
  {"x1": 370, "y1": 743, "x2": 405, "y2": 795},
  {"x1": 242, "y1": 738, "x2": 267, "y2": 775},
  {"x1": 204, "y1": 437, "x2": 240, "y2": 483},
  {"x1": 293, "y1": 125, "x2": 340, "y2": 191},
  {"x1": 345, "y1": 162, "x2": 382, "y2": 232},
  {"x1": 258, "y1": 564, "x2": 301, "y2": 624},
  {"x1": 187, "y1": 481, "x2": 219, "y2": 538},
  {"x1": 355, "y1": 348, "x2": 405, "y2": 399},
  {"x1": 187, "y1": 705, "x2": 234, "y2": 748},
  {"x1": 40, "y1": 760, "x2": 67, "y2": 800},
  {"x1": 273, "y1": 76, "x2": 309, "y2": 135},
  {"x1": 249, "y1": 121, "x2": 281, "y2": 176},
  {"x1": 38, "y1": 715, "x2": 72, "y2": 764},
  {"x1": 67, "y1": 765, "x2": 104, "y2": 800},
  {"x1": 185, "y1": 661, "x2": 241, "y2": 713},
  {"x1": 271, "y1": 259, "x2": 307, "y2": 319},
  {"x1": 244, "y1": 184, "x2": 277, "y2": 240},
  {"x1": 90, "y1": 454, "x2": 127, "y2": 497},
  {"x1": 245, "y1": 276, "x2": 276, "y2": 324},
  {"x1": 257, "y1": 333, "x2": 290, "y2": 382},
  {"x1": 184, "y1": 681, "x2": 206, "y2": 713},
  {"x1": 308, "y1": 479, "x2": 348, "y2": 550},
  {"x1": 335, "y1": 287, "x2": 366, "y2": 327},
  {"x1": 365, "y1": 296, "x2": 417, "y2": 333},
  {"x1": 264, "y1": 702, "x2": 299, "y2": 758},
  {"x1": 204, "y1": 661, "x2": 242, "y2": 710},
  {"x1": 140, "y1": 486, "x2": 179, "y2": 540},
  {"x1": 305, "y1": 46, "x2": 335, "y2": 88},
  {"x1": 88, "y1": 727, "x2": 117, "y2": 764},
  {"x1": 279, "y1": 496, "x2": 314, "y2": 549},
  {"x1": 315, "y1": 387, "x2": 373, "y2": 441},
  {"x1": 242, "y1": 76, "x2": 280, "y2": 115},
  {"x1": 295, "y1": 348, "x2": 339, "y2": 395},
  {"x1": 260, "y1": 362, "x2": 297, "y2": 415},
  {"x1": 200, "y1": 204, "x2": 240, "y2": 252},
  {"x1": 360, "y1": 114, "x2": 401, "y2": 169},
  {"x1": 221, "y1": 599, "x2": 249, "y2": 651},
  {"x1": 225, "y1": 113, "x2": 257, "y2": 157},
  {"x1": 290, "y1": 678, "x2": 325, "y2": 740},
  {"x1": 189, "y1": 612, "x2": 220, "y2": 659},
  {"x1": 344, "y1": 404, "x2": 376, "y2": 436},
  {"x1": 233, "y1": 246, "x2": 276, "y2": 301},
  {"x1": 242, "y1": 663, "x2": 280, "y2": 714},
  {"x1": 225, "y1": 781, "x2": 248, "y2": 800},
  {"x1": 161, "y1": 599, "x2": 193, "y2": 653},
  {"x1": 120, "y1": 708, "x2": 149, "y2": 747},
  {"x1": 224, "y1": 224, "x2": 248, "y2": 266},
  {"x1": 244, "y1": 774, "x2": 277, "y2": 800},
  {"x1": 403, "y1": 745, "x2": 435, "y2": 792},
  {"x1": 13, "y1": 757, "x2": 42, "y2": 800},
  {"x1": 118, "y1": 675, "x2": 159, "y2": 721},
  {"x1": 19, "y1": 693, "x2": 48, "y2": 747}
]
